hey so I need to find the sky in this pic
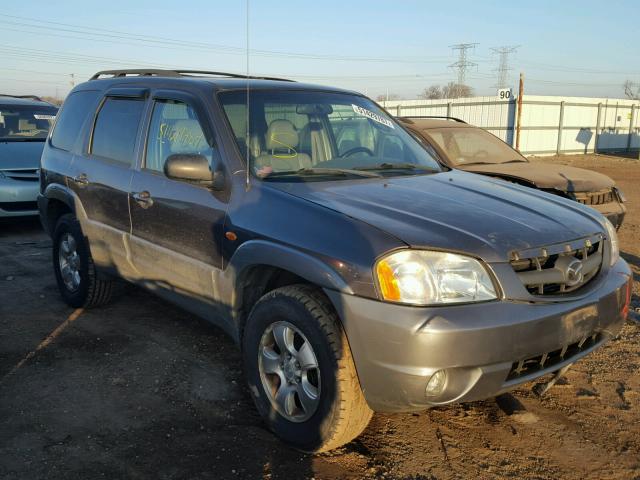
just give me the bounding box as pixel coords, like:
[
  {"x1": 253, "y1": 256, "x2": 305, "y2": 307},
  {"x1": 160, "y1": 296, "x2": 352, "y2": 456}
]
[{"x1": 1, "y1": 0, "x2": 639, "y2": 100}]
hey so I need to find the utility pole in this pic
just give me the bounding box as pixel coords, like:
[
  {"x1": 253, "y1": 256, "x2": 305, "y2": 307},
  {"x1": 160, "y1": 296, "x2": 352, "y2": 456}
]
[
  {"x1": 449, "y1": 43, "x2": 478, "y2": 85},
  {"x1": 516, "y1": 72, "x2": 524, "y2": 151},
  {"x1": 491, "y1": 46, "x2": 520, "y2": 89}
]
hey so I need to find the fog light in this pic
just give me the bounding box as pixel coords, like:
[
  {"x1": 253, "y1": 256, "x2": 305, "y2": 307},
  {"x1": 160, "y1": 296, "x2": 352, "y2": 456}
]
[{"x1": 425, "y1": 370, "x2": 447, "y2": 397}]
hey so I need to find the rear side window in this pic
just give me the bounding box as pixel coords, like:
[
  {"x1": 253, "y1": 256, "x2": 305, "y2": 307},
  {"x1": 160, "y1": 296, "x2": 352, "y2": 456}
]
[
  {"x1": 91, "y1": 97, "x2": 145, "y2": 164},
  {"x1": 50, "y1": 90, "x2": 99, "y2": 151}
]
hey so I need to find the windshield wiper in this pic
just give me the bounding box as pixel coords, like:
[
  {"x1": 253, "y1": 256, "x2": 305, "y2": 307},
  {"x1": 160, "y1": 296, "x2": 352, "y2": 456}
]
[
  {"x1": 0, "y1": 137, "x2": 46, "y2": 142},
  {"x1": 458, "y1": 161, "x2": 489, "y2": 166},
  {"x1": 354, "y1": 162, "x2": 417, "y2": 170},
  {"x1": 461, "y1": 159, "x2": 526, "y2": 166},
  {"x1": 353, "y1": 162, "x2": 442, "y2": 175},
  {"x1": 264, "y1": 167, "x2": 382, "y2": 179}
]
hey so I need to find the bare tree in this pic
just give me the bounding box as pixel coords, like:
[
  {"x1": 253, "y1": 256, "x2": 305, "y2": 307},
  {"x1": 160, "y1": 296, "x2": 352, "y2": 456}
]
[
  {"x1": 442, "y1": 82, "x2": 473, "y2": 99},
  {"x1": 623, "y1": 80, "x2": 639, "y2": 100},
  {"x1": 418, "y1": 85, "x2": 443, "y2": 99},
  {"x1": 418, "y1": 82, "x2": 473, "y2": 100}
]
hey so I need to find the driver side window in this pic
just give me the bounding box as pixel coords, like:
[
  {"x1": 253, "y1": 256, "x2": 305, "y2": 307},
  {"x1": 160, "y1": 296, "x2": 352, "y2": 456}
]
[{"x1": 145, "y1": 100, "x2": 213, "y2": 173}]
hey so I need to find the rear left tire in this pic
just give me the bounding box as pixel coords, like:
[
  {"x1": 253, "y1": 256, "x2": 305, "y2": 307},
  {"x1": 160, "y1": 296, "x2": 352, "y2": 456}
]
[{"x1": 52, "y1": 213, "x2": 113, "y2": 308}]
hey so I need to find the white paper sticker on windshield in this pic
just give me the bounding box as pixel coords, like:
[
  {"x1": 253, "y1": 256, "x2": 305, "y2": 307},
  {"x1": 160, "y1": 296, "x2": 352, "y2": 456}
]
[
  {"x1": 351, "y1": 104, "x2": 394, "y2": 129},
  {"x1": 34, "y1": 114, "x2": 56, "y2": 120}
]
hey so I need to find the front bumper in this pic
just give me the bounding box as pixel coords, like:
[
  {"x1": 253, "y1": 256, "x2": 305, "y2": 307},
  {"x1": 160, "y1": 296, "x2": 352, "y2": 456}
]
[
  {"x1": 326, "y1": 259, "x2": 631, "y2": 412},
  {"x1": 0, "y1": 178, "x2": 39, "y2": 217}
]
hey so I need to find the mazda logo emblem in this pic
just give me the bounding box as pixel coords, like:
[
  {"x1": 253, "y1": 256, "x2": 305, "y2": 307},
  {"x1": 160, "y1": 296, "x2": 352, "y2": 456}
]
[{"x1": 566, "y1": 259, "x2": 584, "y2": 287}]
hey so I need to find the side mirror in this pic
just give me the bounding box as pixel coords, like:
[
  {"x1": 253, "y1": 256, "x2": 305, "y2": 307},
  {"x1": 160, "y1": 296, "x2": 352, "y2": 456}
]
[{"x1": 164, "y1": 153, "x2": 224, "y2": 189}]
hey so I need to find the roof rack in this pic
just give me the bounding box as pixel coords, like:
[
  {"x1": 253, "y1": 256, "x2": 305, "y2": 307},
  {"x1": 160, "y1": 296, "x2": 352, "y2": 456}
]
[
  {"x1": 90, "y1": 69, "x2": 295, "y2": 82},
  {"x1": 401, "y1": 115, "x2": 467, "y2": 124},
  {"x1": 0, "y1": 93, "x2": 43, "y2": 101}
]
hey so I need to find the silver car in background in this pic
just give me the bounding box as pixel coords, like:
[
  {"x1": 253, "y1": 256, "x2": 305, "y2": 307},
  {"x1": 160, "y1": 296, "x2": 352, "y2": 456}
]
[{"x1": 0, "y1": 95, "x2": 57, "y2": 217}]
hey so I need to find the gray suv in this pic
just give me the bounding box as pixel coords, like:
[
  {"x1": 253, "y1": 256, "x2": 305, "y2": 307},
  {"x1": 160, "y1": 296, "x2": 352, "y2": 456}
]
[{"x1": 39, "y1": 70, "x2": 632, "y2": 452}]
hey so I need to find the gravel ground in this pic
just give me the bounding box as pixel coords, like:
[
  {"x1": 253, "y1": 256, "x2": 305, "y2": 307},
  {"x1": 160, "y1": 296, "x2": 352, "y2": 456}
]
[{"x1": 0, "y1": 153, "x2": 638, "y2": 480}]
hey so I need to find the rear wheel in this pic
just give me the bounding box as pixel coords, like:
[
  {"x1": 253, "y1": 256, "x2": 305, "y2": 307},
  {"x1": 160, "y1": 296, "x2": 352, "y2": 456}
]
[
  {"x1": 52, "y1": 214, "x2": 113, "y2": 308},
  {"x1": 243, "y1": 284, "x2": 373, "y2": 452}
]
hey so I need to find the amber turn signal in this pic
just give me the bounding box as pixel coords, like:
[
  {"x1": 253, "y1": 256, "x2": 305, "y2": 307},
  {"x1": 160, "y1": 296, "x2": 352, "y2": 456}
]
[{"x1": 376, "y1": 259, "x2": 401, "y2": 301}]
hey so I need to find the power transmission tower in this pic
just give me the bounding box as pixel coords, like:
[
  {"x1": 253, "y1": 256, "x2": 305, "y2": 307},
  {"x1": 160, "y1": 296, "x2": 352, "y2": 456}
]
[
  {"x1": 449, "y1": 43, "x2": 478, "y2": 85},
  {"x1": 491, "y1": 46, "x2": 520, "y2": 88}
]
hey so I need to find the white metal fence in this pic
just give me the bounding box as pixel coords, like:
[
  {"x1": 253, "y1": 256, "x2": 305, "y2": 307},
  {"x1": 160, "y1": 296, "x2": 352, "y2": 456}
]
[{"x1": 380, "y1": 95, "x2": 640, "y2": 156}]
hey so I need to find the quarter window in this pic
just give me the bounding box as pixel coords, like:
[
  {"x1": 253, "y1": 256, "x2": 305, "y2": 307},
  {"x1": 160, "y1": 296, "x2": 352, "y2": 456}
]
[
  {"x1": 50, "y1": 90, "x2": 99, "y2": 152},
  {"x1": 91, "y1": 97, "x2": 145, "y2": 164},
  {"x1": 145, "y1": 100, "x2": 213, "y2": 173}
]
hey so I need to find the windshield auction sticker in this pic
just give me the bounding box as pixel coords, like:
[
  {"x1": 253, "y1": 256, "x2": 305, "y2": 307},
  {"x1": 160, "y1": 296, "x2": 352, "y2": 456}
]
[{"x1": 352, "y1": 104, "x2": 394, "y2": 129}]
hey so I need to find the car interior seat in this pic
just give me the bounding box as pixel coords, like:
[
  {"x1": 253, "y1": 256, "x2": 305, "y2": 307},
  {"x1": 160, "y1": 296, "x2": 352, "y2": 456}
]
[{"x1": 256, "y1": 119, "x2": 312, "y2": 171}]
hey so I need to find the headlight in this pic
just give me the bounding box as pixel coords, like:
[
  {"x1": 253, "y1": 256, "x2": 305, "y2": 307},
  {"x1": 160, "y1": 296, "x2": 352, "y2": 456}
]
[
  {"x1": 613, "y1": 186, "x2": 626, "y2": 203},
  {"x1": 604, "y1": 218, "x2": 619, "y2": 266},
  {"x1": 375, "y1": 250, "x2": 497, "y2": 305}
]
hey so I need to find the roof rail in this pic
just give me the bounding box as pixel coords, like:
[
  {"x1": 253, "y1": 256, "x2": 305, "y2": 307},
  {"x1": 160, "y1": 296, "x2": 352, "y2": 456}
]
[
  {"x1": 90, "y1": 69, "x2": 295, "y2": 82},
  {"x1": 0, "y1": 93, "x2": 43, "y2": 101},
  {"x1": 401, "y1": 115, "x2": 467, "y2": 124}
]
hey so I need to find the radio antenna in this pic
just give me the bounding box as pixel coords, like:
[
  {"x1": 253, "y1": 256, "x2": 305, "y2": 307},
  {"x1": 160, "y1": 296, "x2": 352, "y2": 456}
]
[{"x1": 245, "y1": 0, "x2": 251, "y2": 190}]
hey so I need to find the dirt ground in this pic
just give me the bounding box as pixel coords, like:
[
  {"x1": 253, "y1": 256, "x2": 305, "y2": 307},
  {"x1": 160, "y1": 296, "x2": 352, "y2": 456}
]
[{"x1": 0, "y1": 153, "x2": 638, "y2": 480}]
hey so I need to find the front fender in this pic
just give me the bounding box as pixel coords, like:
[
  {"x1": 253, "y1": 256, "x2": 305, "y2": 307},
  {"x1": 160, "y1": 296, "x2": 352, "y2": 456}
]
[{"x1": 227, "y1": 239, "x2": 353, "y2": 295}]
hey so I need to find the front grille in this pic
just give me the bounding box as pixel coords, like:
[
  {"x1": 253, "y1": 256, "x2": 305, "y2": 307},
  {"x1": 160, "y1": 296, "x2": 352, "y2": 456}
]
[
  {"x1": 1, "y1": 169, "x2": 39, "y2": 182},
  {"x1": 0, "y1": 201, "x2": 38, "y2": 212},
  {"x1": 506, "y1": 332, "x2": 603, "y2": 381},
  {"x1": 510, "y1": 234, "x2": 603, "y2": 296},
  {"x1": 573, "y1": 189, "x2": 614, "y2": 205}
]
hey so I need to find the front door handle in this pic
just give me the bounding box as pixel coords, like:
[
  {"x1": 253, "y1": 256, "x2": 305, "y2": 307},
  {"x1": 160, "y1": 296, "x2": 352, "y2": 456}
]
[
  {"x1": 132, "y1": 191, "x2": 154, "y2": 209},
  {"x1": 72, "y1": 173, "x2": 89, "y2": 185}
]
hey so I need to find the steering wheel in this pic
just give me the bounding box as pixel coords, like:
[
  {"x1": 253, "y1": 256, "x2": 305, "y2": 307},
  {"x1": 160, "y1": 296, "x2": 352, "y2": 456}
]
[{"x1": 341, "y1": 146, "x2": 375, "y2": 157}]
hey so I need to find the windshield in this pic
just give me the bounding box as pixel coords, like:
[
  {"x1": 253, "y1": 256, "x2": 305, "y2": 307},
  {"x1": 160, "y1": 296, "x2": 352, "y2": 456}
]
[
  {"x1": 0, "y1": 104, "x2": 57, "y2": 141},
  {"x1": 219, "y1": 90, "x2": 442, "y2": 180},
  {"x1": 425, "y1": 127, "x2": 527, "y2": 166}
]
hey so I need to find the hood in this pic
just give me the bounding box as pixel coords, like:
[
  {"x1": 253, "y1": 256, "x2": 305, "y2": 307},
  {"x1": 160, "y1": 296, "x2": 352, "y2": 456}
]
[
  {"x1": 0, "y1": 141, "x2": 46, "y2": 170},
  {"x1": 271, "y1": 171, "x2": 606, "y2": 263},
  {"x1": 459, "y1": 162, "x2": 614, "y2": 192}
]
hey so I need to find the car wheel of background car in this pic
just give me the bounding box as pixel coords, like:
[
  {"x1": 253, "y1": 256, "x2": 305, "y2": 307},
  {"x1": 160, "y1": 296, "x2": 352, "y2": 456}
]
[
  {"x1": 242, "y1": 284, "x2": 373, "y2": 452},
  {"x1": 52, "y1": 213, "x2": 113, "y2": 308}
]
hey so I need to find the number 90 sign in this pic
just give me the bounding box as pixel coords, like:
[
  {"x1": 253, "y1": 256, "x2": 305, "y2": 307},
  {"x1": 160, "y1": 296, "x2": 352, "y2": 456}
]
[{"x1": 498, "y1": 88, "x2": 512, "y2": 100}]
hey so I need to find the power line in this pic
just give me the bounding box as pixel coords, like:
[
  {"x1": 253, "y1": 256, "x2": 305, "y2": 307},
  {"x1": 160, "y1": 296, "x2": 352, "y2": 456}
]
[
  {"x1": 0, "y1": 14, "x2": 451, "y2": 64},
  {"x1": 491, "y1": 46, "x2": 519, "y2": 88},
  {"x1": 449, "y1": 43, "x2": 478, "y2": 85}
]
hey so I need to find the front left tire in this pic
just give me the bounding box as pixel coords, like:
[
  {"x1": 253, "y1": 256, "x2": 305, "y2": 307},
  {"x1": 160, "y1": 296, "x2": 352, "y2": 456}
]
[{"x1": 242, "y1": 284, "x2": 373, "y2": 452}]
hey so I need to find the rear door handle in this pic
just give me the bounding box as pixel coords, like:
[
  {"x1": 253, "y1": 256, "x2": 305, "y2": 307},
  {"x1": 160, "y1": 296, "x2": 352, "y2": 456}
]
[
  {"x1": 72, "y1": 173, "x2": 89, "y2": 185},
  {"x1": 132, "y1": 190, "x2": 154, "y2": 209}
]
